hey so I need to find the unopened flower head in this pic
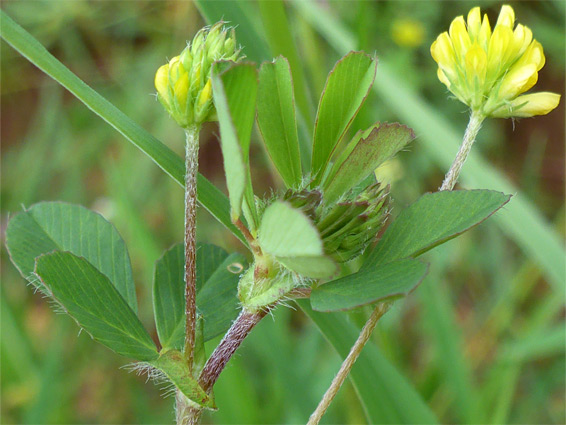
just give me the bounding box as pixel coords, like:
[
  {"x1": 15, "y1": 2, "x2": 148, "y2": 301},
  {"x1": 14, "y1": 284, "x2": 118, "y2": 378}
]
[
  {"x1": 431, "y1": 5, "x2": 560, "y2": 118},
  {"x1": 154, "y1": 22, "x2": 242, "y2": 128},
  {"x1": 283, "y1": 183, "x2": 390, "y2": 263}
]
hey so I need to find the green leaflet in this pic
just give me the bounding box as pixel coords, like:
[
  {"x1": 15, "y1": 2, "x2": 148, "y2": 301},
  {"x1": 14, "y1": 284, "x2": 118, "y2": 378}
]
[
  {"x1": 6, "y1": 202, "x2": 138, "y2": 312},
  {"x1": 34, "y1": 252, "x2": 158, "y2": 361},
  {"x1": 257, "y1": 0, "x2": 313, "y2": 131},
  {"x1": 364, "y1": 190, "x2": 511, "y2": 269},
  {"x1": 196, "y1": 251, "x2": 247, "y2": 340},
  {"x1": 323, "y1": 122, "x2": 415, "y2": 203},
  {"x1": 153, "y1": 243, "x2": 246, "y2": 350},
  {"x1": 211, "y1": 61, "x2": 258, "y2": 224},
  {"x1": 258, "y1": 201, "x2": 336, "y2": 278},
  {"x1": 311, "y1": 258, "x2": 428, "y2": 312},
  {"x1": 311, "y1": 51, "x2": 377, "y2": 184},
  {"x1": 257, "y1": 57, "x2": 302, "y2": 188}
]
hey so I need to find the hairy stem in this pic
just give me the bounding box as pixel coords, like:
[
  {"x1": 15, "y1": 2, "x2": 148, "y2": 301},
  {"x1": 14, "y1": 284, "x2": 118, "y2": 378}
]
[
  {"x1": 199, "y1": 309, "x2": 269, "y2": 392},
  {"x1": 307, "y1": 303, "x2": 391, "y2": 425},
  {"x1": 182, "y1": 309, "x2": 270, "y2": 423},
  {"x1": 183, "y1": 125, "x2": 200, "y2": 367},
  {"x1": 175, "y1": 391, "x2": 202, "y2": 425},
  {"x1": 440, "y1": 110, "x2": 484, "y2": 191}
]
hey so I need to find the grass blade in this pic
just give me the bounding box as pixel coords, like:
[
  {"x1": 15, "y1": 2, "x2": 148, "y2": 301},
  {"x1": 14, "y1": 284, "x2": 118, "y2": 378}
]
[{"x1": 298, "y1": 300, "x2": 438, "y2": 424}]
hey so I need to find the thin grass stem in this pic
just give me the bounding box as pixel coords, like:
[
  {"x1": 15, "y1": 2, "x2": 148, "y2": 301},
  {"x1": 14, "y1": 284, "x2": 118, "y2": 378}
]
[{"x1": 307, "y1": 303, "x2": 391, "y2": 425}]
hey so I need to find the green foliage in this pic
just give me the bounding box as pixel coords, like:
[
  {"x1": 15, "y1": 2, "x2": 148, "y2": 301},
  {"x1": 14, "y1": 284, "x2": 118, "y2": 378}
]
[
  {"x1": 257, "y1": 56, "x2": 302, "y2": 188},
  {"x1": 322, "y1": 123, "x2": 415, "y2": 203},
  {"x1": 3, "y1": 2, "x2": 563, "y2": 424},
  {"x1": 311, "y1": 259, "x2": 428, "y2": 312},
  {"x1": 211, "y1": 61, "x2": 258, "y2": 224},
  {"x1": 311, "y1": 190, "x2": 509, "y2": 312},
  {"x1": 6, "y1": 202, "x2": 138, "y2": 312},
  {"x1": 365, "y1": 190, "x2": 512, "y2": 268},
  {"x1": 311, "y1": 51, "x2": 377, "y2": 183},
  {"x1": 153, "y1": 243, "x2": 246, "y2": 350},
  {"x1": 34, "y1": 251, "x2": 158, "y2": 361},
  {"x1": 258, "y1": 200, "x2": 336, "y2": 279}
]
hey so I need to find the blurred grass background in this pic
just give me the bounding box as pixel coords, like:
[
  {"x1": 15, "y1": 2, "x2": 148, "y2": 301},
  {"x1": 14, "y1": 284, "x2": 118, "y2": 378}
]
[{"x1": 1, "y1": 1, "x2": 564, "y2": 424}]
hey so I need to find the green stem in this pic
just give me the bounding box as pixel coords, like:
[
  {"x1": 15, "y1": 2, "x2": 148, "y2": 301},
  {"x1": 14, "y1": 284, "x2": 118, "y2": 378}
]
[
  {"x1": 440, "y1": 110, "x2": 485, "y2": 191},
  {"x1": 183, "y1": 125, "x2": 200, "y2": 366},
  {"x1": 307, "y1": 303, "x2": 391, "y2": 425}
]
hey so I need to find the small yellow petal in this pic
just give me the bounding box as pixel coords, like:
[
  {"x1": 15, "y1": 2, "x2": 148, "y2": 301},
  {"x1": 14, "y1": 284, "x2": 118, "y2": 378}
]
[
  {"x1": 521, "y1": 40, "x2": 546, "y2": 71},
  {"x1": 520, "y1": 71, "x2": 538, "y2": 93},
  {"x1": 492, "y1": 92, "x2": 561, "y2": 118},
  {"x1": 431, "y1": 32, "x2": 454, "y2": 66},
  {"x1": 513, "y1": 24, "x2": 533, "y2": 57},
  {"x1": 478, "y1": 14, "x2": 492, "y2": 50},
  {"x1": 498, "y1": 63, "x2": 537, "y2": 99},
  {"x1": 465, "y1": 44, "x2": 487, "y2": 79},
  {"x1": 154, "y1": 64, "x2": 170, "y2": 101},
  {"x1": 487, "y1": 25, "x2": 513, "y2": 79},
  {"x1": 174, "y1": 72, "x2": 190, "y2": 107},
  {"x1": 467, "y1": 7, "x2": 481, "y2": 40},
  {"x1": 496, "y1": 5, "x2": 515, "y2": 29},
  {"x1": 437, "y1": 68, "x2": 451, "y2": 88},
  {"x1": 449, "y1": 16, "x2": 471, "y2": 59},
  {"x1": 197, "y1": 79, "x2": 212, "y2": 108},
  {"x1": 169, "y1": 56, "x2": 181, "y2": 82},
  {"x1": 465, "y1": 43, "x2": 487, "y2": 97}
]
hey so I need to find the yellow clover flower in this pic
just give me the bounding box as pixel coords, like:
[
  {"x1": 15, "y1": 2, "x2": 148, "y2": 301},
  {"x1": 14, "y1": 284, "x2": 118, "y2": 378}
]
[
  {"x1": 154, "y1": 22, "x2": 242, "y2": 128},
  {"x1": 431, "y1": 5, "x2": 560, "y2": 118}
]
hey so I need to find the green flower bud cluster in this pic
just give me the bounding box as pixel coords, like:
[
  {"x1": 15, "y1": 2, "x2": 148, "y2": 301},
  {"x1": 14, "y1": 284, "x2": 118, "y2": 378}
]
[
  {"x1": 154, "y1": 22, "x2": 242, "y2": 128},
  {"x1": 283, "y1": 183, "x2": 390, "y2": 263}
]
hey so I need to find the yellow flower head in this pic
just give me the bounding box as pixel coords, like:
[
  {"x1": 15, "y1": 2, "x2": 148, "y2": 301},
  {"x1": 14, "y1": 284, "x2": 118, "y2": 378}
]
[
  {"x1": 154, "y1": 22, "x2": 243, "y2": 128},
  {"x1": 431, "y1": 5, "x2": 560, "y2": 118},
  {"x1": 391, "y1": 18, "x2": 426, "y2": 48}
]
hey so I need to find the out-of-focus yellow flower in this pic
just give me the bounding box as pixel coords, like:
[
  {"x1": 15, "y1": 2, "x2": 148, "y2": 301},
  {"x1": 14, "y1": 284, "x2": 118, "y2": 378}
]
[
  {"x1": 431, "y1": 5, "x2": 560, "y2": 118},
  {"x1": 154, "y1": 22, "x2": 242, "y2": 128},
  {"x1": 391, "y1": 18, "x2": 426, "y2": 48}
]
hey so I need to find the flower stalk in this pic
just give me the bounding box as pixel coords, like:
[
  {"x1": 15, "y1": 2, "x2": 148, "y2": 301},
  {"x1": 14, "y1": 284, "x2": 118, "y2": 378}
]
[
  {"x1": 183, "y1": 125, "x2": 200, "y2": 367},
  {"x1": 440, "y1": 110, "x2": 484, "y2": 191}
]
